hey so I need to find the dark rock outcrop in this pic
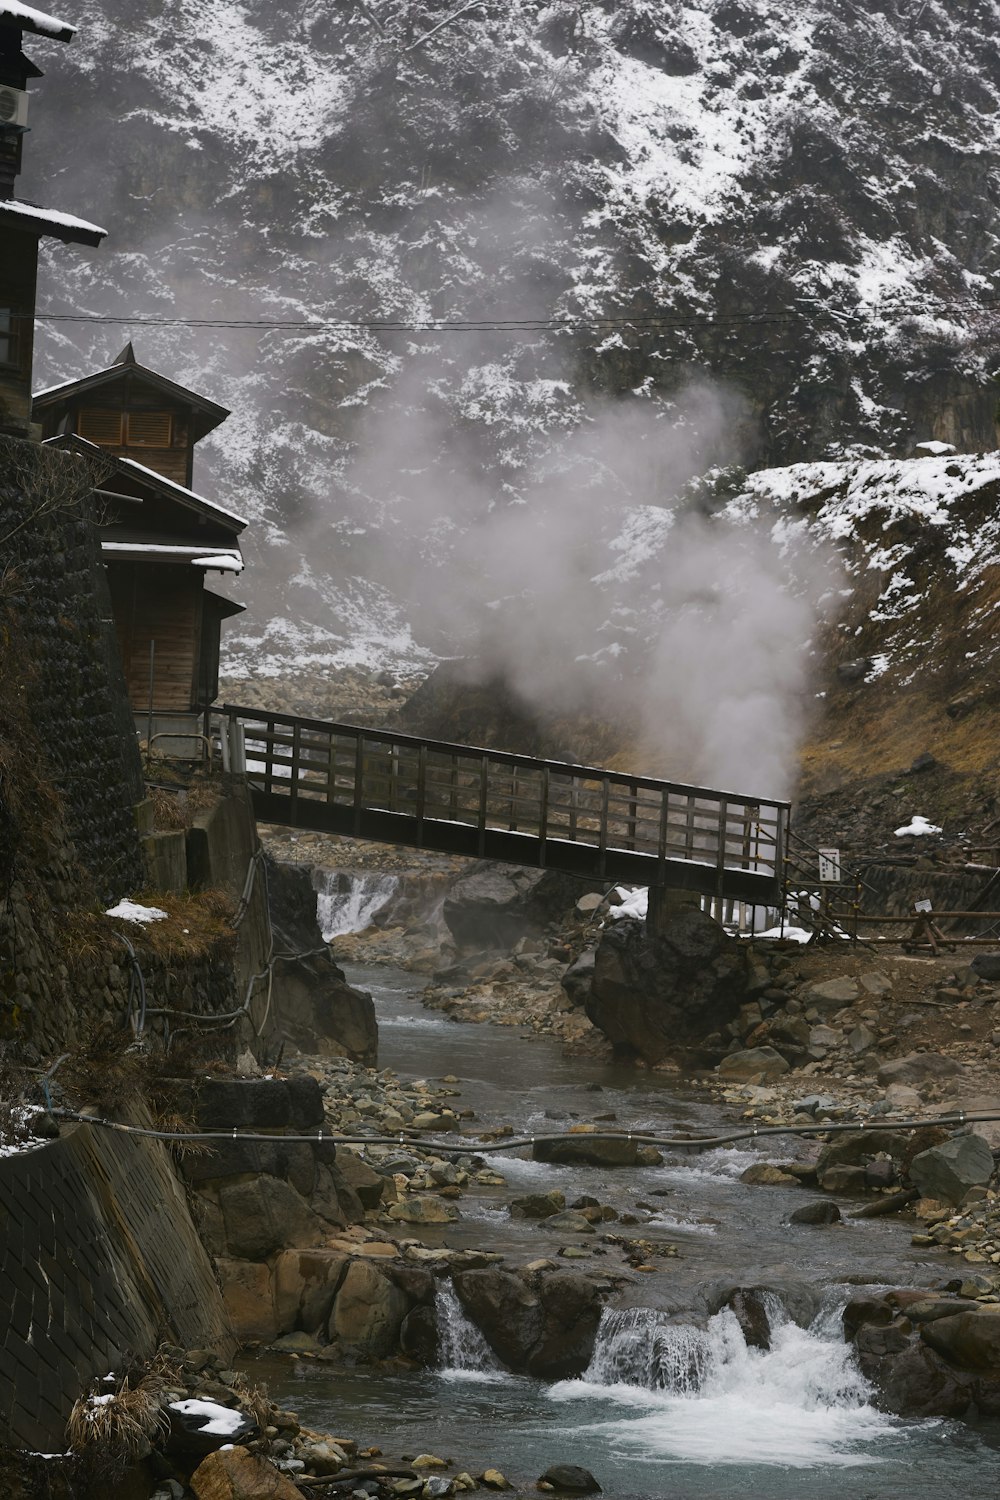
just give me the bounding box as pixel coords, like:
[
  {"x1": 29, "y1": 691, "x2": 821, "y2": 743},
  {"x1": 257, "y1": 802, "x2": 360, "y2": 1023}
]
[
  {"x1": 265, "y1": 857, "x2": 378, "y2": 1063},
  {"x1": 585, "y1": 907, "x2": 755, "y2": 1063},
  {"x1": 452, "y1": 1267, "x2": 602, "y2": 1379},
  {"x1": 442, "y1": 863, "x2": 597, "y2": 951},
  {"x1": 843, "y1": 1289, "x2": 1000, "y2": 1417}
]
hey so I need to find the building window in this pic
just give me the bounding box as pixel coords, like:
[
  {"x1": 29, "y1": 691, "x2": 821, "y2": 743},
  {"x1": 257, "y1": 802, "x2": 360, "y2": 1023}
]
[
  {"x1": 78, "y1": 409, "x2": 173, "y2": 446},
  {"x1": 0, "y1": 309, "x2": 16, "y2": 368}
]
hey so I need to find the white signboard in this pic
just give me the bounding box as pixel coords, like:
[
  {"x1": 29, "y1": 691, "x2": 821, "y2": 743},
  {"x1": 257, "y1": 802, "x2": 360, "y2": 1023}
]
[
  {"x1": 818, "y1": 847, "x2": 842, "y2": 883},
  {"x1": 914, "y1": 898, "x2": 933, "y2": 914}
]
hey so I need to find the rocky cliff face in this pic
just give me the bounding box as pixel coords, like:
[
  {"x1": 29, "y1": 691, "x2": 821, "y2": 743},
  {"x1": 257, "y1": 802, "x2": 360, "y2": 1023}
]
[{"x1": 20, "y1": 0, "x2": 1000, "y2": 690}]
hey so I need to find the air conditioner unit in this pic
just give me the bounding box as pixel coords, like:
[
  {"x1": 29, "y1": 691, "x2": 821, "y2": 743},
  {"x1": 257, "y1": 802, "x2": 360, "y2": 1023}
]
[{"x1": 0, "y1": 87, "x2": 29, "y2": 130}]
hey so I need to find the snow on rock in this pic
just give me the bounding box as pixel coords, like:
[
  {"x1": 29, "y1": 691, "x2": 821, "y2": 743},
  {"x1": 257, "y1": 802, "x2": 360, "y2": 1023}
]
[{"x1": 167, "y1": 1399, "x2": 247, "y2": 1437}]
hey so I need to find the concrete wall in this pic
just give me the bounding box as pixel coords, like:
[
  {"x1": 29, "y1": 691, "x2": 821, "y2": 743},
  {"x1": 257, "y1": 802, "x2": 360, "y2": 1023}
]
[{"x1": 0, "y1": 1119, "x2": 234, "y2": 1452}]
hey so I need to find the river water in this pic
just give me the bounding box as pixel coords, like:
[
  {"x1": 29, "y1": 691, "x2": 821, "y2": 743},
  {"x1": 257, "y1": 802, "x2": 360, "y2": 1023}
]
[{"x1": 257, "y1": 963, "x2": 1000, "y2": 1498}]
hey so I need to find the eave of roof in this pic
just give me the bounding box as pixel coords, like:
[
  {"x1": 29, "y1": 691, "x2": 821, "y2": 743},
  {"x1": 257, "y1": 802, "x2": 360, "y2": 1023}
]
[
  {"x1": 101, "y1": 541, "x2": 244, "y2": 573},
  {"x1": 0, "y1": 198, "x2": 105, "y2": 246},
  {"x1": 32, "y1": 356, "x2": 230, "y2": 436},
  {"x1": 43, "y1": 434, "x2": 248, "y2": 532},
  {"x1": 0, "y1": 2, "x2": 75, "y2": 42}
]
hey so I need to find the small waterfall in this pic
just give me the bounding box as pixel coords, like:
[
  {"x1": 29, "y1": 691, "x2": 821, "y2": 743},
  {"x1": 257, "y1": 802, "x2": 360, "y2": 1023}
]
[
  {"x1": 436, "y1": 1284, "x2": 505, "y2": 1377},
  {"x1": 317, "y1": 871, "x2": 399, "y2": 940},
  {"x1": 583, "y1": 1299, "x2": 873, "y2": 1406},
  {"x1": 558, "y1": 1300, "x2": 885, "y2": 1468}
]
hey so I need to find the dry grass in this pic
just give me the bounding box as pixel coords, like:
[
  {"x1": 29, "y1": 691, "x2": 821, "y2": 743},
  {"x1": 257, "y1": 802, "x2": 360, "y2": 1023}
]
[
  {"x1": 68, "y1": 887, "x2": 238, "y2": 968},
  {"x1": 66, "y1": 1357, "x2": 173, "y2": 1481},
  {"x1": 60, "y1": 1021, "x2": 148, "y2": 1120}
]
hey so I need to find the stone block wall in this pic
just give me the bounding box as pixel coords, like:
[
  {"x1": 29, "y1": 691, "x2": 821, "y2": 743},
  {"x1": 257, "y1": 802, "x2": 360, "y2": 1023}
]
[
  {"x1": 0, "y1": 1118, "x2": 235, "y2": 1452},
  {"x1": 0, "y1": 436, "x2": 144, "y2": 901}
]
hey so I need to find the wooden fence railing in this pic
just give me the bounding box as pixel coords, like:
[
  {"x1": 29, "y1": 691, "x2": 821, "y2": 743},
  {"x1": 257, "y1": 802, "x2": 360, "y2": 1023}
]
[{"x1": 219, "y1": 706, "x2": 789, "y2": 902}]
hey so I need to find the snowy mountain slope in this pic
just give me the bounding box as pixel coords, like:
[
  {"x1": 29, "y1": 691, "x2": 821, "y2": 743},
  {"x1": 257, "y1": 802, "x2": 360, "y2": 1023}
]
[{"x1": 15, "y1": 0, "x2": 1000, "y2": 722}]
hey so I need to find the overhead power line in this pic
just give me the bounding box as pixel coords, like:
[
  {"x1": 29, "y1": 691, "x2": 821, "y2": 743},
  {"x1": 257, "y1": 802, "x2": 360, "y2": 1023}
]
[{"x1": 27, "y1": 296, "x2": 999, "y2": 336}]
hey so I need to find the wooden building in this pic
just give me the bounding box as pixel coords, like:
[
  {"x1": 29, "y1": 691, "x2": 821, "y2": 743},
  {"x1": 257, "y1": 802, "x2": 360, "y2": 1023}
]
[
  {"x1": 0, "y1": 3, "x2": 105, "y2": 437},
  {"x1": 35, "y1": 345, "x2": 247, "y2": 743}
]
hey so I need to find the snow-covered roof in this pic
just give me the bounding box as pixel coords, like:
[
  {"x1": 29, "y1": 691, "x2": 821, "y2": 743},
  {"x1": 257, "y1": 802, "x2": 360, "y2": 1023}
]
[
  {"x1": 0, "y1": 2, "x2": 75, "y2": 42},
  {"x1": 0, "y1": 199, "x2": 105, "y2": 246},
  {"x1": 43, "y1": 434, "x2": 247, "y2": 531},
  {"x1": 116, "y1": 452, "x2": 247, "y2": 529},
  {"x1": 101, "y1": 541, "x2": 244, "y2": 572}
]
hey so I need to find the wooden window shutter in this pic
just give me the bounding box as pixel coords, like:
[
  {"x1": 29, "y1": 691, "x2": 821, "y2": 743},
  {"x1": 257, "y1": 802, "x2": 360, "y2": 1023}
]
[
  {"x1": 78, "y1": 408, "x2": 125, "y2": 445},
  {"x1": 126, "y1": 411, "x2": 172, "y2": 447}
]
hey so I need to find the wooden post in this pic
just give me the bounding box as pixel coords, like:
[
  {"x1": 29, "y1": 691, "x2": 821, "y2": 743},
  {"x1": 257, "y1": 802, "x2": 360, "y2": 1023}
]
[
  {"x1": 353, "y1": 733, "x2": 365, "y2": 836},
  {"x1": 416, "y1": 743, "x2": 427, "y2": 843}
]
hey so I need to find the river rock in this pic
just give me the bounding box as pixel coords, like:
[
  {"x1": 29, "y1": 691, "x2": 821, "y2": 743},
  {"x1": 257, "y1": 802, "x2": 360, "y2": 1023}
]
[
  {"x1": 273, "y1": 1249, "x2": 347, "y2": 1335},
  {"x1": 332, "y1": 1150, "x2": 387, "y2": 1210},
  {"x1": 386, "y1": 1196, "x2": 460, "y2": 1224},
  {"x1": 726, "y1": 1288, "x2": 771, "y2": 1350},
  {"x1": 530, "y1": 1273, "x2": 603, "y2": 1379},
  {"x1": 877, "y1": 1052, "x2": 962, "y2": 1087},
  {"x1": 718, "y1": 1047, "x2": 790, "y2": 1083},
  {"x1": 923, "y1": 1307, "x2": 1000, "y2": 1372},
  {"x1": 453, "y1": 1268, "x2": 544, "y2": 1368},
  {"x1": 739, "y1": 1163, "x2": 798, "y2": 1185},
  {"x1": 585, "y1": 906, "x2": 756, "y2": 1064},
  {"x1": 218, "y1": 1175, "x2": 325, "y2": 1260},
  {"x1": 561, "y1": 949, "x2": 597, "y2": 1006},
  {"x1": 329, "y1": 1260, "x2": 409, "y2": 1358},
  {"x1": 399, "y1": 1304, "x2": 438, "y2": 1364},
  {"x1": 909, "y1": 1135, "x2": 995, "y2": 1205},
  {"x1": 971, "y1": 953, "x2": 1000, "y2": 981},
  {"x1": 532, "y1": 1135, "x2": 640, "y2": 1167},
  {"x1": 191, "y1": 1446, "x2": 304, "y2": 1500},
  {"x1": 511, "y1": 1190, "x2": 567, "y2": 1219},
  {"x1": 216, "y1": 1259, "x2": 278, "y2": 1344},
  {"x1": 807, "y1": 977, "x2": 859, "y2": 1009},
  {"x1": 538, "y1": 1465, "x2": 602, "y2": 1493},
  {"x1": 789, "y1": 1201, "x2": 841, "y2": 1225},
  {"x1": 545, "y1": 1211, "x2": 595, "y2": 1233}
]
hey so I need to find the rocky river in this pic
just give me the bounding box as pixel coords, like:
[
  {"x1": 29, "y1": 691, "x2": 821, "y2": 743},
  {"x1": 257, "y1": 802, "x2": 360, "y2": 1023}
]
[{"x1": 237, "y1": 943, "x2": 1000, "y2": 1500}]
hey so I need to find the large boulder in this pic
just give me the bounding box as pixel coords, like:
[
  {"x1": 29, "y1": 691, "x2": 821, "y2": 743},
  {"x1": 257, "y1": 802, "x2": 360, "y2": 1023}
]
[
  {"x1": 443, "y1": 863, "x2": 595, "y2": 950},
  {"x1": 718, "y1": 1047, "x2": 790, "y2": 1083},
  {"x1": 218, "y1": 1175, "x2": 326, "y2": 1260},
  {"x1": 451, "y1": 1267, "x2": 601, "y2": 1379},
  {"x1": 329, "y1": 1260, "x2": 409, "y2": 1358},
  {"x1": 877, "y1": 1052, "x2": 962, "y2": 1087},
  {"x1": 452, "y1": 1268, "x2": 544, "y2": 1369},
  {"x1": 273, "y1": 1249, "x2": 348, "y2": 1335},
  {"x1": 265, "y1": 856, "x2": 378, "y2": 1063},
  {"x1": 586, "y1": 907, "x2": 755, "y2": 1063},
  {"x1": 192, "y1": 1446, "x2": 304, "y2": 1500},
  {"x1": 909, "y1": 1134, "x2": 995, "y2": 1205},
  {"x1": 921, "y1": 1307, "x2": 1000, "y2": 1372},
  {"x1": 532, "y1": 1134, "x2": 640, "y2": 1167}
]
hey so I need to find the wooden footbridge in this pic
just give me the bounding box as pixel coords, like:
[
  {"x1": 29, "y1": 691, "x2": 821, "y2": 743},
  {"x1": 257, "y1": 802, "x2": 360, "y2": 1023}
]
[{"x1": 218, "y1": 705, "x2": 788, "y2": 904}]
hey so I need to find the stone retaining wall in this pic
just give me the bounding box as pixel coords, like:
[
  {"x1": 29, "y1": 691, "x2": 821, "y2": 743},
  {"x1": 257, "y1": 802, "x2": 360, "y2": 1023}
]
[{"x1": 0, "y1": 1118, "x2": 234, "y2": 1452}]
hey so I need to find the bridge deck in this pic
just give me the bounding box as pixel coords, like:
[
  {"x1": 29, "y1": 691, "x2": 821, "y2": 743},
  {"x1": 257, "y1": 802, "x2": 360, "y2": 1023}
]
[{"x1": 220, "y1": 706, "x2": 789, "y2": 903}]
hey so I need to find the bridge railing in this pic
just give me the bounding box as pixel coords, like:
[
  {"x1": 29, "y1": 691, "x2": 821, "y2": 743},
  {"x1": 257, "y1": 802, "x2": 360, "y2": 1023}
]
[{"x1": 220, "y1": 705, "x2": 789, "y2": 899}]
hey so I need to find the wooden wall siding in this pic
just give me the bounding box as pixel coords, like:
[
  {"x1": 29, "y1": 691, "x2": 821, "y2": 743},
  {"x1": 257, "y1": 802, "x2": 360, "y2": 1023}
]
[
  {"x1": 0, "y1": 230, "x2": 37, "y2": 436},
  {"x1": 107, "y1": 563, "x2": 203, "y2": 712}
]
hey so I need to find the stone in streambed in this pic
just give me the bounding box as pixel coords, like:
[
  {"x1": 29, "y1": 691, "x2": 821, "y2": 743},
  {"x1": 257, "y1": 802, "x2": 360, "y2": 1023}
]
[
  {"x1": 718, "y1": 1047, "x2": 789, "y2": 1083},
  {"x1": 532, "y1": 1134, "x2": 640, "y2": 1167},
  {"x1": 386, "y1": 1195, "x2": 459, "y2": 1224},
  {"x1": 740, "y1": 1163, "x2": 798, "y2": 1185},
  {"x1": 538, "y1": 1464, "x2": 602, "y2": 1493},
  {"x1": 191, "y1": 1447, "x2": 303, "y2": 1500},
  {"x1": 790, "y1": 1201, "x2": 841, "y2": 1225},
  {"x1": 909, "y1": 1135, "x2": 995, "y2": 1206},
  {"x1": 510, "y1": 1190, "x2": 566, "y2": 1219}
]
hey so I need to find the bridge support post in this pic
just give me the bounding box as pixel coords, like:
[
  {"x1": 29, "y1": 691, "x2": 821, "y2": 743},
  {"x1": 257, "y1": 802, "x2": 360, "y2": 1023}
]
[{"x1": 646, "y1": 884, "x2": 701, "y2": 936}]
